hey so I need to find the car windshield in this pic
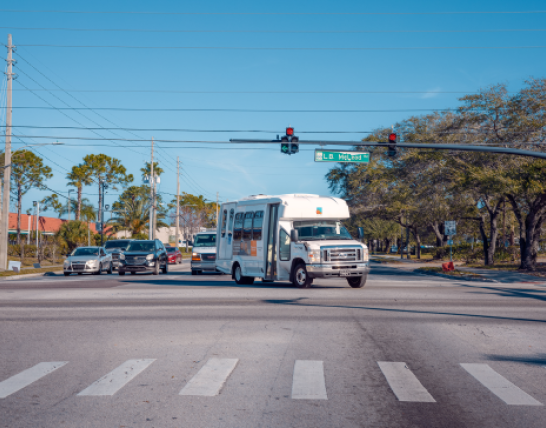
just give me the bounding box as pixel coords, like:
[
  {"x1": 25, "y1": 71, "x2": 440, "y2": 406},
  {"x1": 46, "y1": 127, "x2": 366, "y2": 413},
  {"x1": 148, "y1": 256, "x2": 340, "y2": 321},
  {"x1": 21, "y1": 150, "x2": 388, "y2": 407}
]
[
  {"x1": 104, "y1": 240, "x2": 131, "y2": 250},
  {"x1": 165, "y1": 247, "x2": 177, "y2": 253},
  {"x1": 193, "y1": 234, "x2": 216, "y2": 247},
  {"x1": 126, "y1": 242, "x2": 155, "y2": 252},
  {"x1": 72, "y1": 247, "x2": 99, "y2": 256},
  {"x1": 293, "y1": 220, "x2": 353, "y2": 241}
]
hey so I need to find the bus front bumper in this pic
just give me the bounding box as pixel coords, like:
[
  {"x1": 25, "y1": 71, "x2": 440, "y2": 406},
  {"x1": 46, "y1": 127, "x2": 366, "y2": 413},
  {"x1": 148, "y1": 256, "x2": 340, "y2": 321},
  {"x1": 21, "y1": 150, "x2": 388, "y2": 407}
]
[{"x1": 306, "y1": 262, "x2": 370, "y2": 279}]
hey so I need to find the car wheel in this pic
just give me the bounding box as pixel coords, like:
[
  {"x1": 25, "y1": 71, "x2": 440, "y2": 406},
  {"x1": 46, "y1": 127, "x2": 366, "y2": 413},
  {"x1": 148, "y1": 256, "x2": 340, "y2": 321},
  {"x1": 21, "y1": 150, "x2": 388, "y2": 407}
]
[
  {"x1": 162, "y1": 260, "x2": 168, "y2": 274},
  {"x1": 78, "y1": 273, "x2": 82, "y2": 275},
  {"x1": 153, "y1": 261, "x2": 160, "y2": 275},
  {"x1": 131, "y1": 271, "x2": 136, "y2": 275},
  {"x1": 119, "y1": 271, "x2": 126, "y2": 276},
  {"x1": 107, "y1": 262, "x2": 113, "y2": 275},
  {"x1": 64, "y1": 272, "x2": 70, "y2": 276},
  {"x1": 292, "y1": 263, "x2": 312, "y2": 288},
  {"x1": 191, "y1": 270, "x2": 196, "y2": 275},
  {"x1": 178, "y1": 257, "x2": 182, "y2": 264},
  {"x1": 347, "y1": 274, "x2": 367, "y2": 288}
]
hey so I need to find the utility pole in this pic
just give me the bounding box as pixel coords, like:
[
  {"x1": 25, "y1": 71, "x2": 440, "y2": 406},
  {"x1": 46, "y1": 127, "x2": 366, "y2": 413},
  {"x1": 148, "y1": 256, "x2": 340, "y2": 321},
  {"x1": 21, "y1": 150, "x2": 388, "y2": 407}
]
[
  {"x1": 0, "y1": 34, "x2": 14, "y2": 270},
  {"x1": 149, "y1": 138, "x2": 154, "y2": 240},
  {"x1": 33, "y1": 201, "x2": 40, "y2": 262},
  {"x1": 176, "y1": 157, "x2": 180, "y2": 248},
  {"x1": 406, "y1": 212, "x2": 410, "y2": 260}
]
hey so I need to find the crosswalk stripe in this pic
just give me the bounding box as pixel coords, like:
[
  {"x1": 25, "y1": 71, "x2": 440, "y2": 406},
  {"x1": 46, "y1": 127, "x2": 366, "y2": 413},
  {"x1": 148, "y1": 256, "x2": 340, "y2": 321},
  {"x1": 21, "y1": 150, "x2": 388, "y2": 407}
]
[
  {"x1": 179, "y1": 358, "x2": 238, "y2": 396},
  {"x1": 291, "y1": 360, "x2": 328, "y2": 400},
  {"x1": 377, "y1": 362, "x2": 436, "y2": 403},
  {"x1": 461, "y1": 363, "x2": 542, "y2": 406},
  {"x1": 0, "y1": 362, "x2": 68, "y2": 399},
  {"x1": 77, "y1": 359, "x2": 156, "y2": 396}
]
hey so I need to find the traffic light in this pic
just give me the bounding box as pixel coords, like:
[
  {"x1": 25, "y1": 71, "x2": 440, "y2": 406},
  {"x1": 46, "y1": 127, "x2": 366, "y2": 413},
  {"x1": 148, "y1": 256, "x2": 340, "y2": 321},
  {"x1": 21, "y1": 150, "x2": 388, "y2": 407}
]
[
  {"x1": 387, "y1": 132, "x2": 397, "y2": 157},
  {"x1": 280, "y1": 127, "x2": 299, "y2": 155}
]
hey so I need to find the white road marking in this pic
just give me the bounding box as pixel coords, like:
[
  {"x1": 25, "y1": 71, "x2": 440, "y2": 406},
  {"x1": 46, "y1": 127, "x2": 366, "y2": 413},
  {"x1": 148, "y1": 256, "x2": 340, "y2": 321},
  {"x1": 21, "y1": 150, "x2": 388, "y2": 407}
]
[
  {"x1": 377, "y1": 362, "x2": 436, "y2": 403},
  {"x1": 291, "y1": 360, "x2": 328, "y2": 400},
  {"x1": 179, "y1": 358, "x2": 238, "y2": 396},
  {"x1": 77, "y1": 359, "x2": 155, "y2": 396},
  {"x1": 461, "y1": 363, "x2": 542, "y2": 406},
  {"x1": 0, "y1": 362, "x2": 68, "y2": 398}
]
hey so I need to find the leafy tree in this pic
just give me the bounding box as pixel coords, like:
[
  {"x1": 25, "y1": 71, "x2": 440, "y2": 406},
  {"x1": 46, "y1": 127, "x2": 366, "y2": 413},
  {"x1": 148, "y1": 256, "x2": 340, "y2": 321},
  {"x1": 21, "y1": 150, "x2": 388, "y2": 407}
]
[
  {"x1": 67, "y1": 164, "x2": 93, "y2": 220},
  {"x1": 41, "y1": 194, "x2": 64, "y2": 218},
  {"x1": 140, "y1": 161, "x2": 164, "y2": 178},
  {"x1": 7, "y1": 150, "x2": 53, "y2": 245},
  {"x1": 56, "y1": 220, "x2": 91, "y2": 252},
  {"x1": 81, "y1": 154, "x2": 133, "y2": 233}
]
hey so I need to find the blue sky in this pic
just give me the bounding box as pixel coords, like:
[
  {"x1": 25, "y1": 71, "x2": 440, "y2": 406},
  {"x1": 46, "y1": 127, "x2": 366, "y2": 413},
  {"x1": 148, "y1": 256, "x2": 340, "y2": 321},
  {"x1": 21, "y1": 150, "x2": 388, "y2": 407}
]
[{"x1": 1, "y1": 0, "x2": 545, "y2": 217}]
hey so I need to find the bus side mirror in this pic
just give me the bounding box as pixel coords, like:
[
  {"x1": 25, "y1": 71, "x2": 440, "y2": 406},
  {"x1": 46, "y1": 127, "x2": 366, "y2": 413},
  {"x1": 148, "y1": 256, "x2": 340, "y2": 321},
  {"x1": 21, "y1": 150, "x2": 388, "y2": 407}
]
[
  {"x1": 290, "y1": 229, "x2": 299, "y2": 243},
  {"x1": 357, "y1": 227, "x2": 364, "y2": 239}
]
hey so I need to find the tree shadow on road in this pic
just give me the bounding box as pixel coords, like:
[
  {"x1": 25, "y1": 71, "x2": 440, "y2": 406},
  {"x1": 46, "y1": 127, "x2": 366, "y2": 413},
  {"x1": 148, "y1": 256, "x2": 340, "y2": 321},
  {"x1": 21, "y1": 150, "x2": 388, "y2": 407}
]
[{"x1": 486, "y1": 353, "x2": 546, "y2": 365}]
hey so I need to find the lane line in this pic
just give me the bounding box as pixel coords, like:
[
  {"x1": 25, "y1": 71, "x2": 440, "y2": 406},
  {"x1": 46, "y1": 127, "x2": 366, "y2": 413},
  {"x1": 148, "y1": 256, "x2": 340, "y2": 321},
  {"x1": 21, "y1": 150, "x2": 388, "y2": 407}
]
[
  {"x1": 292, "y1": 360, "x2": 328, "y2": 400},
  {"x1": 179, "y1": 358, "x2": 238, "y2": 396},
  {"x1": 461, "y1": 363, "x2": 542, "y2": 406},
  {"x1": 77, "y1": 359, "x2": 155, "y2": 396},
  {"x1": 377, "y1": 362, "x2": 436, "y2": 402},
  {"x1": 0, "y1": 362, "x2": 68, "y2": 399}
]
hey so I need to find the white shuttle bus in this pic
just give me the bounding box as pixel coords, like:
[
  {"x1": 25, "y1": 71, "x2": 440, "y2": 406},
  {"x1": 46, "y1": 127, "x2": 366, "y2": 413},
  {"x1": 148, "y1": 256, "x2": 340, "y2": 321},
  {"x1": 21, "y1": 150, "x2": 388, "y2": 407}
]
[{"x1": 215, "y1": 194, "x2": 369, "y2": 288}]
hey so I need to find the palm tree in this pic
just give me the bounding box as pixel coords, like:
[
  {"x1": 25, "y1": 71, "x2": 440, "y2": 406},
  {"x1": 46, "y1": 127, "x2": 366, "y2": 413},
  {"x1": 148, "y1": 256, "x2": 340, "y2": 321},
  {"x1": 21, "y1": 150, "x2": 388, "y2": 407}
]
[
  {"x1": 109, "y1": 198, "x2": 168, "y2": 237},
  {"x1": 56, "y1": 221, "x2": 90, "y2": 252},
  {"x1": 67, "y1": 165, "x2": 93, "y2": 220}
]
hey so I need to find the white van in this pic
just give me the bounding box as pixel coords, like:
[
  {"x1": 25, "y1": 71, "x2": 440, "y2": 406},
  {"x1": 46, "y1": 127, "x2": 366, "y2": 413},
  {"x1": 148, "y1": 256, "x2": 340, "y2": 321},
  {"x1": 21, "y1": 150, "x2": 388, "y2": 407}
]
[
  {"x1": 191, "y1": 232, "x2": 218, "y2": 275},
  {"x1": 215, "y1": 194, "x2": 369, "y2": 288}
]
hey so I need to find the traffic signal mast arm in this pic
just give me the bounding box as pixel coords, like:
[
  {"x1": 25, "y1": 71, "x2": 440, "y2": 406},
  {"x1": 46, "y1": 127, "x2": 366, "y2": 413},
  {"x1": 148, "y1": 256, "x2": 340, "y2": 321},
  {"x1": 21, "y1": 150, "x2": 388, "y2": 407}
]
[{"x1": 230, "y1": 138, "x2": 546, "y2": 160}]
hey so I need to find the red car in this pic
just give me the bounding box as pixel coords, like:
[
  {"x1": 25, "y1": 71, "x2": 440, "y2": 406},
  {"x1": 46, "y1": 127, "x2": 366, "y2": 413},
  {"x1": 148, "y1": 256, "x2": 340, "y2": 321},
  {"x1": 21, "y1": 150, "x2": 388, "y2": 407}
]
[{"x1": 165, "y1": 247, "x2": 182, "y2": 264}]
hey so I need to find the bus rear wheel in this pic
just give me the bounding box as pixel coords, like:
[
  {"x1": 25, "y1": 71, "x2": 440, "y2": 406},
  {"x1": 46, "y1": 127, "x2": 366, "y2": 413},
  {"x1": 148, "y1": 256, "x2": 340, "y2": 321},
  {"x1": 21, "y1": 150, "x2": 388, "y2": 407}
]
[{"x1": 234, "y1": 264, "x2": 254, "y2": 285}]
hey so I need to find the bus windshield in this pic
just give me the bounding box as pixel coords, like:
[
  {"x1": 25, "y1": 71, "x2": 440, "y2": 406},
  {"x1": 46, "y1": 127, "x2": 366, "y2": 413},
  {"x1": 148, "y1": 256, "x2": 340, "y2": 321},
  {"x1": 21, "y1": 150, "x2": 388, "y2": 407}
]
[{"x1": 293, "y1": 220, "x2": 353, "y2": 241}]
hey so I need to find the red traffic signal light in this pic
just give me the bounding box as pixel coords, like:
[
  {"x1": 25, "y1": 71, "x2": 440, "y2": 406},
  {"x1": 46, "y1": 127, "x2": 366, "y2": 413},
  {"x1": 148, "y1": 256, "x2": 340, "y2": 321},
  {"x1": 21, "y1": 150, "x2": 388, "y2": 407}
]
[
  {"x1": 388, "y1": 133, "x2": 397, "y2": 143},
  {"x1": 286, "y1": 127, "x2": 294, "y2": 136}
]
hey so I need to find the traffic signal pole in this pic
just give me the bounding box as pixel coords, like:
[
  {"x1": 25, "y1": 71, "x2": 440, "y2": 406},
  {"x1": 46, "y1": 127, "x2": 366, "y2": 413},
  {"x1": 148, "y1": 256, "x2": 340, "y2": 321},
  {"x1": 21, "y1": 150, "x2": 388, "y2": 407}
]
[{"x1": 230, "y1": 139, "x2": 546, "y2": 160}]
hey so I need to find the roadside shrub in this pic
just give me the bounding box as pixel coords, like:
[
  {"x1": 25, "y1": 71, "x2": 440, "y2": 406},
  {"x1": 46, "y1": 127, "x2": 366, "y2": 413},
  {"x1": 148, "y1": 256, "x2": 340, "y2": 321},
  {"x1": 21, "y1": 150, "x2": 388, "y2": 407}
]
[{"x1": 131, "y1": 233, "x2": 148, "y2": 240}]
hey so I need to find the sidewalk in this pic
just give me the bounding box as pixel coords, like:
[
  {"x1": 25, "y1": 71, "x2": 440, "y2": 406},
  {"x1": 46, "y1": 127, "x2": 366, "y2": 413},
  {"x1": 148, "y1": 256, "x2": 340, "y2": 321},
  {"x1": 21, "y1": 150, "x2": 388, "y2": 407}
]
[{"x1": 457, "y1": 267, "x2": 546, "y2": 284}]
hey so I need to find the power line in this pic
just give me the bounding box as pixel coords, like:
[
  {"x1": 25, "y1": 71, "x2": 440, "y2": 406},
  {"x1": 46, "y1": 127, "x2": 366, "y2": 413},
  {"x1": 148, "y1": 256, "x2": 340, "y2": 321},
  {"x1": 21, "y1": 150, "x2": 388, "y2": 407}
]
[
  {"x1": 16, "y1": 44, "x2": 546, "y2": 50},
  {"x1": 3, "y1": 125, "x2": 377, "y2": 133},
  {"x1": 2, "y1": 9, "x2": 545, "y2": 15},
  {"x1": 5, "y1": 107, "x2": 478, "y2": 113},
  {"x1": 3, "y1": 26, "x2": 546, "y2": 34},
  {"x1": 11, "y1": 89, "x2": 504, "y2": 94}
]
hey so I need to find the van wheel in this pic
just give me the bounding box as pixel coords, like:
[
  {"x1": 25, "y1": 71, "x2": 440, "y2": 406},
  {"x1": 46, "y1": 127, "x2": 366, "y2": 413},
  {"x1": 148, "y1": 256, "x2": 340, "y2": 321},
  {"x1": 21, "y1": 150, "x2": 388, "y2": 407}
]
[
  {"x1": 292, "y1": 263, "x2": 312, "y2": 288},
  {"x1": 347, "y1": 275, "x2": 367, "y2": 288},
  {"x1": 234, "y1": 264, "x2": 254, "y2": 285}
]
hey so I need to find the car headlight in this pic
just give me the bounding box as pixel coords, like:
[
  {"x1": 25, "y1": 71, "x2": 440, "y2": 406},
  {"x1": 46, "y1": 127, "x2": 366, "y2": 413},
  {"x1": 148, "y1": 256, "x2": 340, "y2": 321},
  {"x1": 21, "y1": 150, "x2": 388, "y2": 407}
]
[
  {"x1": 192, "y1": 252, "x2": 201, "y2": 261},
  {"x1": 64, "y1": 260, "x2": 70, "y2": 267},
  {"x1": 307, "y1": 249, "x2": 321, "y2": 263},
  {"x1": 87, "y1": 260, "x2": 98, "y2": 267},
  {"x1": 146, "y1": 254, "x2": 154, "y2": 261},
  {"x1": 119, "y1": 253, "x2": 125, "y2": 260}
]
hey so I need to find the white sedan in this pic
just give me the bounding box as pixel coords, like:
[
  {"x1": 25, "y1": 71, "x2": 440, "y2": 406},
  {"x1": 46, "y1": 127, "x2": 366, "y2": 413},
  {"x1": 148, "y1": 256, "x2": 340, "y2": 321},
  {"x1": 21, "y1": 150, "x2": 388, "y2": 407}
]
[{"x1": 64, "y1": 246, "x2": 113, "y2": 276}]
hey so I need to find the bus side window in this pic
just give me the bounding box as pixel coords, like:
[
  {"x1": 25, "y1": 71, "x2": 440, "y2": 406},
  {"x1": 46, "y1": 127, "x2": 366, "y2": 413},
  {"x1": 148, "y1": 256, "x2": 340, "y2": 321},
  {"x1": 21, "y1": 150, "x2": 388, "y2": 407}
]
[
  {"x1": 253, "y1": 211, "x2": 264, "y2": 240},
  {"x1": 279, "y1": 229, "x2": 291, "y2": 261},
  {"x1": 243, "y1": 212, "x2": 254, "y2": 240},
  {"x1": 221, "y1": 209, "x2": 228, "y2": 237},
  {"x1": 228, "y1": 209, "x2": 235, "y2": 235},
  {"x1": 234, "y1": 213, "x2": 243, "y2": 240}
]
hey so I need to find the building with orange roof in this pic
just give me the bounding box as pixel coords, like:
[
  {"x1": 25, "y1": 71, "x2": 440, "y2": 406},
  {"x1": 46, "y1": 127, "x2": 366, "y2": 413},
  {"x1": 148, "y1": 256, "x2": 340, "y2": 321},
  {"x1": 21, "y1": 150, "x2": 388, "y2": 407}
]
[{"x1": 8, "y1": 213, "x2": 97, "y2": 238}]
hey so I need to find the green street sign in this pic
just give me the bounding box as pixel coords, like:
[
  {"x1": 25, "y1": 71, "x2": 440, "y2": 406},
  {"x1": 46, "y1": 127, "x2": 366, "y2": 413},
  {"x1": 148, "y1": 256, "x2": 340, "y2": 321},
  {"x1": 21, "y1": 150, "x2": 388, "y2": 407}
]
[{"x1": 314, "y1": 150, "x2": 370, "y2": 163}]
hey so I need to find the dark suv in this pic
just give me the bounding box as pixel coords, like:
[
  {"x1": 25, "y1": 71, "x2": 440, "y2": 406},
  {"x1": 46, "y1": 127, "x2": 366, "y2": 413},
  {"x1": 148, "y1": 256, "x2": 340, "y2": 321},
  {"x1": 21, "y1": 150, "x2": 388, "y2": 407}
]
[
  {"x1": 104, "y1": 239, "x2": 133, "y2": 270},
  {"x1": 118, "y1": 239, "x2": 168, "y2": 275}
]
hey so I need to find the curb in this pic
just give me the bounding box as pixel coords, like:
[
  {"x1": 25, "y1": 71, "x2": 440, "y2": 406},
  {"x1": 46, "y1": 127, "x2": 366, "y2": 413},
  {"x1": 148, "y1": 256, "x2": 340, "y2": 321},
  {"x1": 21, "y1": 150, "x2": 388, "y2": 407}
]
[
  {"x1": 0, "y1": 270, "x2": 63, "y2": 281},
  {"x1": 415, "y1": 269, "x2": 498, "y2": 283}
]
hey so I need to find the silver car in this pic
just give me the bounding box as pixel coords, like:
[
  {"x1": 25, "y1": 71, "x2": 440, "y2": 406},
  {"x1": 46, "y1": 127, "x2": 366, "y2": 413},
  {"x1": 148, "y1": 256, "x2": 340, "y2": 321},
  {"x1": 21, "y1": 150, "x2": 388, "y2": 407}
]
[{"x1": 64, "y1": 246, "x2": 113, "y2": 276}]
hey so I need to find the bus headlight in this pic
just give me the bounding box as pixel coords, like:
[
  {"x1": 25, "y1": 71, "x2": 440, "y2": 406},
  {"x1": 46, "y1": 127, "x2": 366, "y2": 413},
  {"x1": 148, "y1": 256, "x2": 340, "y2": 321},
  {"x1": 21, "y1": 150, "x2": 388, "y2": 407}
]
[
  {"x1": 192, "y1": 253, "x2": 201, "y2": 261},
  {"x1": 307, "y1": 249, "x2": 321, "y2": 263}
]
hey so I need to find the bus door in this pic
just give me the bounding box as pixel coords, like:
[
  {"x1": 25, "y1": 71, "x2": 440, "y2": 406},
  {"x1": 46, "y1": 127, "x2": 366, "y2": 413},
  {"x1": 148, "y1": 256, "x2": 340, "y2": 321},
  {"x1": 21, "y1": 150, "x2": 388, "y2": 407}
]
[{"x1": 265, "y1": 204, "x2": 279, "y2": 280}]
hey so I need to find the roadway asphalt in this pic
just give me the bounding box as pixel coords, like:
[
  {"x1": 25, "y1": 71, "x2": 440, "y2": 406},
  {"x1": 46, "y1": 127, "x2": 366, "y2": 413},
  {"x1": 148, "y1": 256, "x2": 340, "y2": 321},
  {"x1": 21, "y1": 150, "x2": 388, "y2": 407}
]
[{"x1": 0, "y1": 261, "x2": 545, "y2": 428}]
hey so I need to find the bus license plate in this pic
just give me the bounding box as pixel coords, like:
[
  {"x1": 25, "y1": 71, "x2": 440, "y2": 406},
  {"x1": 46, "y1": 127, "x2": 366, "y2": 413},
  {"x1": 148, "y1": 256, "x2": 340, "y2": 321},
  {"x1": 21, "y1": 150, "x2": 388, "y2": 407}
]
[{"x1": 340, "y1": 269, "x2": 350, "y2": 276}]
